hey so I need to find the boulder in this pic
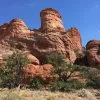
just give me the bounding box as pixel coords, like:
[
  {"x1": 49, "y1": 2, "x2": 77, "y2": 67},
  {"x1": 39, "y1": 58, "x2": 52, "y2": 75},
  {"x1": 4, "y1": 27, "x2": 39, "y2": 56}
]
[
  {"x1": 86, "y1": 40, "x2": 100, "y2": 68},
  {"x1": 24, "y1": 51, "x2": 40, "y2": 65},
  {"x1": 23, "y1": 64, "x2": 54, "y2": 84}
]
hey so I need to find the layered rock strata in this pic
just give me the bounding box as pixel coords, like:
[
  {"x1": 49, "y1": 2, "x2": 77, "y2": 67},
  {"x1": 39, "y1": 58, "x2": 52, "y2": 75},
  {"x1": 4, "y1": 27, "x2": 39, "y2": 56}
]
[
  {"x1": 40, "y1": 8, "x2": 65, "y2": 33},
  {"x1": 0, "y1": 8, "x2": 82, "y2": 64},
  {"x1": 86, "y1": 40, "x2": 100, "y2": 68}
]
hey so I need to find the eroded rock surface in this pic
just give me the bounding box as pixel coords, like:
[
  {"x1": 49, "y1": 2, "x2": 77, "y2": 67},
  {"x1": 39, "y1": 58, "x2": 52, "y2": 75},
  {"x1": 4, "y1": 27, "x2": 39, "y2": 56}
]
[
  {"x1": 86, "y1": 40, "x2": 100, "y2": 68},
  {"x1": 0, "y1": 19, "x2": 31, "y2": 39},
  {"x1": 23, "y1": 64, "x2": 54, "y2": 84},
  {"x1": 66, "y1": 27, "x2": 82, "y2": 52},
  {"x1": 24, "y1": 51, "x2": 40, "y2": 65},
  {"x1": 0, "y1": 8, "x2": 82, "y2": 64},
  {"x1": 40, "y1": 8, "x2": 65, "y2": 33}
]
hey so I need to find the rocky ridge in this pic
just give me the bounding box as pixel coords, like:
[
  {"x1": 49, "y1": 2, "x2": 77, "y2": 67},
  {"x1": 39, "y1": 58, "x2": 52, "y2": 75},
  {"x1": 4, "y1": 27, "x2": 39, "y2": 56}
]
[
  {"x1": 0, "y1": 8, "x2": 82, "y2": 64},
  {"x1": 0, "y1": 8, "x2": 99, "y2": 68}
]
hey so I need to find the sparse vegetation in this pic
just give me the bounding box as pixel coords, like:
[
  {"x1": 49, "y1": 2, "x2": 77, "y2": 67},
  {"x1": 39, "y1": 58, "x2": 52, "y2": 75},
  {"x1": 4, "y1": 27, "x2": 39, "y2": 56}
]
[
  {"x1": 43, "y1": 53, "x2": 100, "y2": 91},
  {"x1": 45, "y1": 53, "x2": 85, "y2": 91},
  {"x1": 74, "y1": 47, "x2": 88, "y2": 66},
  {"x1": 45, "y1": 52, "x2": 66, "y2": 67},
  {"x1": 75, "y1": 65, "x2": 100, "y2": 89},
  {"x1": 83, "y1": 68, "x2": 100, "y2": 89},
  {"x1": 0, "y1": 51, "x2": 99, "y2": 95},
  {"x1": 73, "y1": 49, "x2": 83, "y2": 58},
  {"x1": 51, "y1": 79, "x2": 85, "y2": 92},
  {"x1": 0, "y1": 88, "x2": 99, "y2": 100},
  {"x1": 28, "y1": 76, "x2": 45, "y2": 89},
  {"x1": 0, "y1": 50, "x2": 29, "y2": 88}
]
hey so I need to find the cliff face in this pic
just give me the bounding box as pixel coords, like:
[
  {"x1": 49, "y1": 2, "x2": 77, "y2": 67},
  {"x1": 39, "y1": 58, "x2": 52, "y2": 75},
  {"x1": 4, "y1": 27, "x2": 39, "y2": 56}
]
[
  {"x1": 66, "y1": 28, "x2": 82, "y2": 52},
  {"x1": 0, "y1": 8, "x2": 82, "y2": 64}
]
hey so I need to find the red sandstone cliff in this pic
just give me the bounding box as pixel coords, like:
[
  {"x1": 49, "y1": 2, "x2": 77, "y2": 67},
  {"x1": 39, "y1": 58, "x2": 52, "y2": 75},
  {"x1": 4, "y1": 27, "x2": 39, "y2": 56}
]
[
  {"x1": 86, "y1": 40, "x2": 100, "y2": 68},
  {"x1": 0, "y1": 8, "x2": 82, "y2": 64}
]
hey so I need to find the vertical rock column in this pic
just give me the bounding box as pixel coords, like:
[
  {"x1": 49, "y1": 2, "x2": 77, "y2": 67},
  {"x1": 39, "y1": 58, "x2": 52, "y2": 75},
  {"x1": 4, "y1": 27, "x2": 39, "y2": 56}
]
[
  {"x1": 66, "y1": 27, "x2": 82, "y2": 52},
  {"x1": 40, "y1": 8, "x2": 65, "y2": 33}
]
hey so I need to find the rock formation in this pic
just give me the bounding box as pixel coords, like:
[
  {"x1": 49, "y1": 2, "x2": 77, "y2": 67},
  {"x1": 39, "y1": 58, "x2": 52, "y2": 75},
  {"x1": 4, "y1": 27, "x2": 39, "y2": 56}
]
[
  {"x1": 24, "y1": 51, "x2": 40, "y2": 65},
  {"x1": 40, "y1": 8, "x2": 65, "y2": 33},
  {"x1": 66, "y1": 27, "x2": 82, "y2": 52},
  {"x1": 0, "y1": 8, "x2": 82, "y2": 64},
  {"x1": 8, "y1": 19, "x2": 31, "y2": 37},
  {"x1": 86, "y1": 40, "x2": 100, "y2": 68},
  {"x1": 23, "y1": 64, "x2": 54, "y2": 84},
  {"x1": 0, "y1": 19, "x2": 31, "y2": 39}
]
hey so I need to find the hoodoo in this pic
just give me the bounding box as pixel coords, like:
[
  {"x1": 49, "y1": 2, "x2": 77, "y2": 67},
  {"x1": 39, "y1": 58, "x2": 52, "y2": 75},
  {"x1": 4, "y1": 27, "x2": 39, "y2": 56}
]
[{"x1": 40, "y1": 8, "x2": 65, "y2": 32}]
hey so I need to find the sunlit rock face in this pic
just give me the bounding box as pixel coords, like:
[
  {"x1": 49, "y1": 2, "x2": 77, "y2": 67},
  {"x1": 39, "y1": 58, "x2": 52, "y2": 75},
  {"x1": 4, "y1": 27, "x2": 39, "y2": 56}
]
[
  {"x1": 0, "y1": 18, "x2": 31, "y2": 39},
  {"x1": 0, "y1": 8, "x2": 83, "y2": 64},
  {"x1": 86, "y1": 40, "x2": 100, "y2": 68},
  {"x1": 9, "y1": 19, "x2": 30, "y2": 35},
  {"x1": 40, "y1": 8, "x2": 65, "y2": 33},
  {"x1": 66, "y1": 27, "x2": 82, "y2": 52}
]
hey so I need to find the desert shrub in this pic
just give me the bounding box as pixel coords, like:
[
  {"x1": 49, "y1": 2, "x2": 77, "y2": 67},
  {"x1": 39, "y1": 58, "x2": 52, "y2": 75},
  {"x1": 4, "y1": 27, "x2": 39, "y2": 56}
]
[
  {"x1": 51, "y1": 79, "x2": 85, "y2": 92},
  {"x1": 50, "y1": 65, "x2": 86, "y2": 92},
  {"x1": 45, "y1": 53, "x2": 85, "y2": 91},
  {"x1": 74, "y1": 47, "x2": 88, "y2": 66},
  {"x1": 0, "y1": 50, "x2": 29, "y2": 88},
  {"x1": 52, "y1": 64, "x2": 83, "y2": 82},
  {"x1": 44, "y1": 52, "x2": 100, "y2": 90},
  {"x1": 86, "y1": 76, "x2": 100, "y2": 89},
  {"x1": 74, "y1": 49, "x2": 82, "y2": 58},
  {"x1": 77, "y1": 66, "x2": 100, "y2": 89},
  {"x1": 29, "y1": 76, "x2": 45, "y2": 89},
  {"x1": 84, "y1": 69, "x2": 100, "y2": 89},
  {"x1": 45, "y1": 53, "x2": 81, "y2": 81},
  {"x1": 45, "y1": 52, "x2": 66, "y2": 67},
  {"x1": 77, "y1": 89, "x2": 97, "y2": 100},
  {"x1": 45, "y1": 52, "x2": 84, "y2": 76}
]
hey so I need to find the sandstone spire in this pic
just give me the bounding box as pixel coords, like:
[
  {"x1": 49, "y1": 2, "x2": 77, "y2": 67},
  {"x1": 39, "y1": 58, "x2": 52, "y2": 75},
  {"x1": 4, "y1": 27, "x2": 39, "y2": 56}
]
[{"x1": 40, "y1": 8, "x2": 65, "y2": 33}]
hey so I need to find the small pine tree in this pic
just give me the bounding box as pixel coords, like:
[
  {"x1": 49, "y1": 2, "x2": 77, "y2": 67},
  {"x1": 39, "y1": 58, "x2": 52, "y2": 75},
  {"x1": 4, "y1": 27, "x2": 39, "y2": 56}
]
[{"x1": 0, "y1": 50, "x2": 29, "y2": 88}]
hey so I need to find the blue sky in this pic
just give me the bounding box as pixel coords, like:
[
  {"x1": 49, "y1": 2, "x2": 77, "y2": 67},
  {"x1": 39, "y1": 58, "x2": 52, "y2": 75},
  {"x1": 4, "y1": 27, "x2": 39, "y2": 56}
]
[{"x1": 0, "y1": 0, "x2": 100, "y2": 46}]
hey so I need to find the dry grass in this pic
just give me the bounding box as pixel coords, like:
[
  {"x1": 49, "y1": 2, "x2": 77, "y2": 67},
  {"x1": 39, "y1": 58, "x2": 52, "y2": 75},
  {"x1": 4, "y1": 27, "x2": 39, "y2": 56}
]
[{"x1": 0, "y1": 88, "x2": 99, "y2": 100}]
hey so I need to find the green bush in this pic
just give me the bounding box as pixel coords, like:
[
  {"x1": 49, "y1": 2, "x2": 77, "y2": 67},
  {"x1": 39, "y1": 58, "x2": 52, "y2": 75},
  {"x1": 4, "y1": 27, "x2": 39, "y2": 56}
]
[
  {"x1": 52, "y1": 64, "x2": 82, "y2": 82},
  {"x1": 51, "y1": 79, "x2": 85, "y2": 92},
  {"x1": 45, "y1": 53, "x2": 86, "y2": 91},
  {"x1": 45, "y1": 52, "x2": 66, "y2": 67},
  {"x1": 29, "y1": 76, "x2": 45, "y2": 89},
  {"x1": 78, "y1": 66, "x2": 100, "y2": 89},
  {"x1": 45, "y1": 52, "x2": 81, "y2": 81},
  {"x1": 0, "y1": 50, "x2": 29, "y2": 88},
  {"x1": 86, "y1": 76, "x2": 100, "y2": 89},
  {"x1": 84, "y1": 69, "x2": 100, "y2": 89}
]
